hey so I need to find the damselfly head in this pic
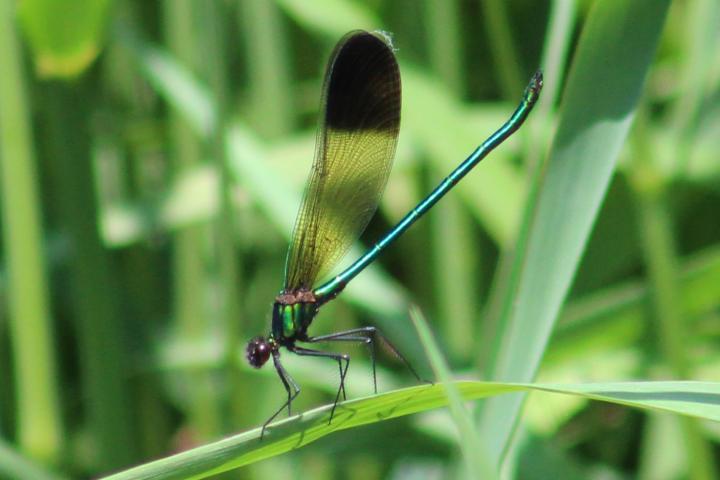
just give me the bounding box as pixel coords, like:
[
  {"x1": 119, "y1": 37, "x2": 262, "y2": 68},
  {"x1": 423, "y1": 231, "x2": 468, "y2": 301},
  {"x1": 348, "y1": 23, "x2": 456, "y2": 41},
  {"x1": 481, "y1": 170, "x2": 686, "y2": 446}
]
[{"x1": 246, "y1": 336, "x2": 271, "y2": 368}]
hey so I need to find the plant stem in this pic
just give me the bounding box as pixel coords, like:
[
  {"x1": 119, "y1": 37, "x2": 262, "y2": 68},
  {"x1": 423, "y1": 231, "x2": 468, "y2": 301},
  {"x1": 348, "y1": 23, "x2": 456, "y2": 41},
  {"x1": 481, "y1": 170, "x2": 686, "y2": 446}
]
[
  {"x1": 0, "y1": 0, "x2": 62, "y2": 463},
  {"x1": 630, "y1": 113, "x2": 716, "y2": 479}
]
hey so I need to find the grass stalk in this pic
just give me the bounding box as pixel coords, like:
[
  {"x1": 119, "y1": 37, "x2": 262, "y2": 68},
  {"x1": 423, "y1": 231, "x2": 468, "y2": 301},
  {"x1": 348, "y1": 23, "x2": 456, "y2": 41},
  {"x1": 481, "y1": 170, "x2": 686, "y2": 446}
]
[
  {"x1": 478, "y1": 0, "x2": 523, "y2": 99},
  {"x1": 239, "y1": 0, "x2": 294, "y2": 138},
  {"x1": 163, "y1": 0, "x2": 223, "y2": 439},
  {"x1": 0, "y1": 0, "x2": 62, "y2": 463},
  {"x1": 425, "y1": 0, "x2": 477, "y2": 361},
  {"x1": 42, "y1": 81, "x2": 137, "y2": 470},
  {"x1": 629, "y1": 115, "x2": 716, "y2": 479}
]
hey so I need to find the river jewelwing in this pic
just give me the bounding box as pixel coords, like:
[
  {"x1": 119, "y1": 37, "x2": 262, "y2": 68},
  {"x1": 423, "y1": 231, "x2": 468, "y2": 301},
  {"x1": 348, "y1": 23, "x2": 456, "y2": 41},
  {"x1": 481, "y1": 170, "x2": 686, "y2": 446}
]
[{"x1": 246, "y1": 30, "x2": 542, "y2": 436}]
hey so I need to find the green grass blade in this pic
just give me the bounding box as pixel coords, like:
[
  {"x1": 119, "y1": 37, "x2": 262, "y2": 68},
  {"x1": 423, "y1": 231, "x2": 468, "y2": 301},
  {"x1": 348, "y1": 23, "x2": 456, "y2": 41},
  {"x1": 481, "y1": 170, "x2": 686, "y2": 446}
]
[
  {"x1": 411, "y1": 307, "x2": 495, "y2": 479},
  {"x1": 117, "y1": 29, "x2": 216, "y2": 137},
  {"x1": 425, "y1": 0, "x2": 463, "y2": 95},
  {"x1": 100, "y1": 380, "x2": 720, "y2": 480},
  {"x1": 44, "y1": 85, "x2": 138, "y2": 468},
  {"x1": 162, "y1": 0, "x2": 222, "y2": 442},
  {"x1": 478, "y1": 0, "x2": 577, "y2": 365},
  {"x1": 548, "y1": 244, "x2": 720, "y2": 368},
  {"x1": 0, "y1": 0, "x2": 62, "y2": 462},
  {"x1": 479, "y1": 0, "x2": 523, "y2": 99},
  {"x1": 275, "y1": 0, "x2": 379, "y2": 38},
  {"x1": 424, "y1": 0, "x2": 477, "y2": 361},
  {"x1": 0, "y1": 438, "x2": 68, "y2": 480},
  {"x1": 478, "y1": 0, "x2": 672, "y2": 464},
  {"x1": 629, "y1": 93, "x2": 716, "y2": 478},
  {"x1": 17, "y1": 0, "x2": 110, "y2": 77},
  {"x1": 239, "y1": 0, "x2": 294, "y2": 137}
]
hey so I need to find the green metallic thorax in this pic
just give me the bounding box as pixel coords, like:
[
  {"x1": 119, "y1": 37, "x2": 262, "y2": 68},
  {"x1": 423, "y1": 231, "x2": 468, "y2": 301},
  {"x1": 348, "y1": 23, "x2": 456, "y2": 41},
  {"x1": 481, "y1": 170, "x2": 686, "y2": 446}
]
[{"x1": 271, "y1": 289, "x2": 319, "y2": 343}]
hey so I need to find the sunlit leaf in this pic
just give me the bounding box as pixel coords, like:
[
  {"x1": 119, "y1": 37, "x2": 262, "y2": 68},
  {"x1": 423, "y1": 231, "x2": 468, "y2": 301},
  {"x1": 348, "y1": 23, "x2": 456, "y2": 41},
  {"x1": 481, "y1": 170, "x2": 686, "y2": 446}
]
[
  {"x1": 17, "y1": 0, "x2": 111, "y2": 77},
  {"x1": 101, "y1": 381, "x2": 720, "y2": 479}
]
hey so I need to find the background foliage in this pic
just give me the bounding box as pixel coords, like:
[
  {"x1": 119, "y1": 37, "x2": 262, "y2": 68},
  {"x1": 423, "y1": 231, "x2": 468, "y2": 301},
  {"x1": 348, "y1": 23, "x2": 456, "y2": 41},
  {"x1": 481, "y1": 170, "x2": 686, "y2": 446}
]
[{"x1": 0, "y1": 0, "x2": 719, "y2": 479}]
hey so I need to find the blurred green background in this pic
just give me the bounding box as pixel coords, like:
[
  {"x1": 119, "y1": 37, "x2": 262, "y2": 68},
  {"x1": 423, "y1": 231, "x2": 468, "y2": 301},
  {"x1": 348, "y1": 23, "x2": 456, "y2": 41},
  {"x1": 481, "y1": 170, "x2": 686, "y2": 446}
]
[{"x1": 1, "y1": 0, "x2": 719, "y2": 478}]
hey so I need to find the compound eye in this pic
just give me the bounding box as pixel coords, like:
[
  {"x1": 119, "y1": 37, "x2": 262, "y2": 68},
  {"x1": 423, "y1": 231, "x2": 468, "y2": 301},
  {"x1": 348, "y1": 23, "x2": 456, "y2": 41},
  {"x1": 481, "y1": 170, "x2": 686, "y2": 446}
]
[{"x1": 246, "y1": 336, "x2": 271, "y2": 368}]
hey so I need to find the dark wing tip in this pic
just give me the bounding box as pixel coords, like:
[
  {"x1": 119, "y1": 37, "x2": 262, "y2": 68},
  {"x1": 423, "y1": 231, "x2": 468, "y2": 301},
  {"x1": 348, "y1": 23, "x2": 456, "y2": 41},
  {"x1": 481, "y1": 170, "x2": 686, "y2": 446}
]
[{"x1": 323, "y1": 30, "x2": 401, "y2": 133}]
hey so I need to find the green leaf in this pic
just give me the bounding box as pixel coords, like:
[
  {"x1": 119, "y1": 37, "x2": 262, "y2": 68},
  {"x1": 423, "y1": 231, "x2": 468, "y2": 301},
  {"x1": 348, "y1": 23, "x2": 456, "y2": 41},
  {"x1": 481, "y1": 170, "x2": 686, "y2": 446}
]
[
  {"x1": 119, "y1": 33, "x2": 216, "y2": 137},
  {"x1": 100, "y1": 380, "x2": 720, "y2": 479},
  {"x1": 478, "y1": 0, "x2": 672, "y2": 463},
  {"x1": 411, "y1": 307, "x2": 495, "y2": 479},
  {"x1": 17, "y1": 0, "x2": 111, "y2": 77},
  {"x1": 0, "y1": 0, "x2": 62, "y2": 462},
  {"x1": 275, "y1": 0, "x2": 379, "y2": 39},
  {"x1": 0, "y1": 438, "x2": 68, "y2": 480}
]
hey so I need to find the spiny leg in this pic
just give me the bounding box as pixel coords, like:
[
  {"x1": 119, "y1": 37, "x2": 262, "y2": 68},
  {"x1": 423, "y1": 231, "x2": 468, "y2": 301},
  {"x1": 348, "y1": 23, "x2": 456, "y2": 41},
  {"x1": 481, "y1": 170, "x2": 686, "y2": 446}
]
[
  {"x1": 307, "y1": 326, "x2": 425, "y2": 392},
  {"x1": 262, "y1": 351, "x2": 300, "y2": 439},
  {"x1": 290, "y1": 345, "x2": 349, "y2": 423},
  {"x1": 306, "y1": 327, "x2": 378, "y2": 394}
]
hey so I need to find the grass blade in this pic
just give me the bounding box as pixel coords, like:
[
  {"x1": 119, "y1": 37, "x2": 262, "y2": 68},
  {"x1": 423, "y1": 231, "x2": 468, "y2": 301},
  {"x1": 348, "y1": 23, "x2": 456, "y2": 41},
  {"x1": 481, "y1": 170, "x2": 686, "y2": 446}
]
[
  {"x1": 478, "y1": 0, "x2": 672, "y2": 464},
  {"x1": 411, "y1": 307, "x2": 495, "y2": 479},
  {"x1": 101, "y1": 380, "x2": 720, "y2": 480},
  {"x1": 0, "y1": 0, "x2": 62, "y2": 462}
]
